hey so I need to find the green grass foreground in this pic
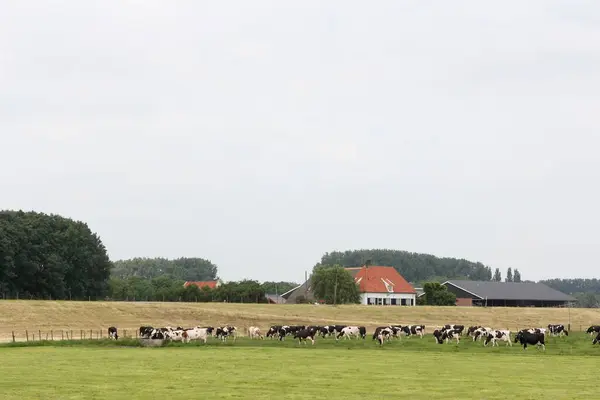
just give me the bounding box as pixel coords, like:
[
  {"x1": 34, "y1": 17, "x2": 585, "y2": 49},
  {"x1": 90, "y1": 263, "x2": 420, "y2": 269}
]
[{"x1": 1, "y1": 334, "x2": 599, "y2": 399}]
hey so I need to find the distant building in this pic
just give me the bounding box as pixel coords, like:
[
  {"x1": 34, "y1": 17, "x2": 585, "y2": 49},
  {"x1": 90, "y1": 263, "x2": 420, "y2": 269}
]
[
  {"x1": 183, "y1": 279, "x2": 221, "y2": 289},
  {"x1": 441, "y1": 280, "x2": 576, "y2": 307},
  {"x1": 282, "y1": 265, "x2": 416, "y2": 306},
  {"x1": 265, "y1": 294, "x2": 286, "y2": 304},
  {"x1": 281, "y1": 279, "x2": 316, "y2": 304}
]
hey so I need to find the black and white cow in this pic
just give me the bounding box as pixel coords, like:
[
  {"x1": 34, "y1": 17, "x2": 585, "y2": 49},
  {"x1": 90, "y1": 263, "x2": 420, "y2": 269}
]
[
  {"x1": 149, "y1": 329, "x2": 166, "y2": 340},
  {"x1": 515, "y1": 330, "x2": 545, "y2": 350},
  {"x1": 441, "y1": 328, "x2": 461, "y2": 344},
  {"x1": 586, "y1": 325, "x2": 600, "y2": 336},
  {"x1": 593, "y1": 332, "x2": 600, "y2": 345},
  {"x1": 402, "y1": 325, "x2": 425, "y2": 338},
  {"x1": 139, "y1": 326, "x2": 154, "y2": 338},
  {"x1": 466, "y1": 326, "x2": 481, "y2": 337},
  {"x1": 337, "y1": 326, "x2": 366, "y2": 340},
  {"x1": 215, "y1": 326, "x2": 237, "y2": 341},
  {"x1": 387, "y1": 325, "x2": 402, "y2": 339},
  {"x1": 472, "y1": 327, "x2": 492, "y2": 342},
  {"x1": 548, "y1": 324, "x2": 568, "y2": 337},
  {"x1": 526, "y1": 327, "x2": 547, "y2": 336},
  {"x1": 373, "y1": 327, "x2": 393, "y2": 342},
  {"x1": 277, "y1": 326, "x2": 292, "y2": 341},
  {"x1": 266, "y1": 325, "x2": 283, "y2": 338},
  {"x1": 443, "y1": 325, "x2": 464, "y2": 335},
  {"x1": 294, "y1": 329, "x2": 316, "y2": 345},
  {"x1": 318, "y1": 326, "x2": 330, "y2": 338},
  {"x1": 108, "y1": 326, "x2": 118, "y2": 340},
  {"x1": 432, "y1": 329, "x2": 444, "y2": 344},
  {"x1": 483, "y1": 330, "x2": 512, "y2": 347},
  {"x1": 306, "y1": 326, "x2": 321, "y2": 336}
]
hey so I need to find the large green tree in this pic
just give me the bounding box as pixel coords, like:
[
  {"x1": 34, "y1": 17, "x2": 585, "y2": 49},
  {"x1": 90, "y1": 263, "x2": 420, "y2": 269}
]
[
  {"x1": 111, "y1": 257, "x2": 218, "y2": 281},
  {"x1": 318, "y1": 249, "x2": 493, "y2": 283},
  {"x1": 0, "y1": 210, "x2": 111, "y2": 299},
  {"x1": 513, "y1": 269, "x2": 522, "y2": 282},
  {"x1": 311, "y1": 265, "x2": 360, "y2": 304},
  {"x1": 505, "y1": 268, "x2": 513, "y2": 282},
  {"x1": 493, "y1": 268, "x2": 502, "y2": 282},
  {"x1": 419, "y1": 282, "x2": 456, "y2": 306}
]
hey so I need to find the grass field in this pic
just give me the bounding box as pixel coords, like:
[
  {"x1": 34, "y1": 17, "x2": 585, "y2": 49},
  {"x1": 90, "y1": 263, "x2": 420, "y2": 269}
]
[
  {"x1": 2, "y1": 301, "x2": 600, "y2": 399},
  {"x1": 1, "y1": 333, "x2": 599, "y2": 399},
  {"x1": 2, "y1": 300, "x2": 600, "y2": 342}
]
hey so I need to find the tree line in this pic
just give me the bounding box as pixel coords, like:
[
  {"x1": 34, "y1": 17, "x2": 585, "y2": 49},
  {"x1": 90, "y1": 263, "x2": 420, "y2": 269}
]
[
  {"x1": 2, "y1": 209, "x2": 596, "y2": 307},
  {"x1": 107, "y1": 272, "x2": 298, "y2": 302},
  {"x1": 319, "y1": 249, "x2": 495, "y2": 284},
  {"x1": 0, "y1": 211, "x2": 111, "y2": 300}
]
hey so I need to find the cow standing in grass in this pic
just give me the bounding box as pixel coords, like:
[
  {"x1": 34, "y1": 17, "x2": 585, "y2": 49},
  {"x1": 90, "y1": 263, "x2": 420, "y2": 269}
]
[
  {"x1": 548, "y1": 324, "x2": 568, "y2": 337},
  {"x1": 139, "y1": 326, "x2": 153, "y2": 338},
  {"x1": 515, "y1": 330, "x2": 545, "y2": 350},
  {"x1": 294, "y1": 329, "x2": 316, "y2": 345},
  {"x1": 248, "y1": 326, "x2": 263, "y2": 339},
  {"x1": 586, "y1": 326, "x2": 600, "y2": 336},
  {"x1": 337, "y1": 326, "x2": 362, "y2": 340},
  {"x1": 483, "y1": 330, "x2": 512, "y2": 347},
  {"x1": 593, "y1": 332, "x2": 600, "y2": 345},
  {"x1": 108, "y1": 327, "x2": 118, "y2": 340},
  {"x1": 182, "y1": 327, "x2": 209, "y2": 343},
  {"x1": 402, "y1": 325, "x2": 425, "y2": 338}
]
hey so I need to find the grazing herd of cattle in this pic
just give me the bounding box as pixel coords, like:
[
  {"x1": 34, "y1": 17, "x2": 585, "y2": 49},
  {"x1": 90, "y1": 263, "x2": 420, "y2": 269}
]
[{"x1": 104, "y1": 323, "x2": 600, "y2": 349}]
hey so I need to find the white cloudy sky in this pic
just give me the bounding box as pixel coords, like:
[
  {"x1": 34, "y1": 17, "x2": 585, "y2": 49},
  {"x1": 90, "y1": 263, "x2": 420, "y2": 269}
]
[{"x1": 2, "y1": 0, "x2": 599, "y2": 283}]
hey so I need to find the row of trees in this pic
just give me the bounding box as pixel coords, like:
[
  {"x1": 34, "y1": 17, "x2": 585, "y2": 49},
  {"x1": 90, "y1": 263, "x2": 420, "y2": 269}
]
[
  {"x1": 0, "y1": 211, "x2": 112, "y2": 299},
  {"x1": 319, "y1": 249, "x2": 495, "y2": 283},
  {"x1": 111, "y1": 257, "x2": 218, "y2": 281},
  {"x1": 491, "y1": 267, "x2": 522, "y2": 282},
  {"x1": 107, "y1": 276, "x2": 281, "y2": 303}
]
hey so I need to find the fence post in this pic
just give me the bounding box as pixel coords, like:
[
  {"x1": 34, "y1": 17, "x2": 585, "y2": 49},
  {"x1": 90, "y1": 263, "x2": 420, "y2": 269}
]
[
  {"x1": 124, "y1": 329, "x2": 127, "y2": 338},
  {"x1": 33, "y1": 333, "x2": 35, "y2": 341},
  {"x1": 80, "y1": 330, "x2": 83, "y2": 340},
  {"x1": 46, "y1": 332, "x2": 49, "y2": 340},
  {"x1": 39, "y1": 330, "x2": 42, "y2": 341},
  {"x1": 12, "y1": 331, "x2": 15, "y2": 343},
  {"x1": 71, "y1": 330, "x2": 73, "y2": 340},
  {"x1": 90, "y1": 329, "x2": 92, "y2": 340},
  {"x1": 26, "y1": 330, "x2": 29, "y2": 341},
  {"x1": 61, "y1": 331, "x2": 64, "y2": 340},
  {"x1": 51, "y1": 330, "x2": 53, "y2": 341}
]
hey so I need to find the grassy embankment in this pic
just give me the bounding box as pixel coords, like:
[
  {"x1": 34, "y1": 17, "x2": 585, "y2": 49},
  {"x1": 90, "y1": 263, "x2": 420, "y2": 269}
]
[{"x1": 1, "y1": 300, "x2": 599, "y2": 342}]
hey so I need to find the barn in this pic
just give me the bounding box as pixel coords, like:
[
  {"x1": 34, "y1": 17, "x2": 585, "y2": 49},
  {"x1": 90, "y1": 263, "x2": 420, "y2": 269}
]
[{"x1": 441, "y1": 280, "x2": 576, "y2": 307}]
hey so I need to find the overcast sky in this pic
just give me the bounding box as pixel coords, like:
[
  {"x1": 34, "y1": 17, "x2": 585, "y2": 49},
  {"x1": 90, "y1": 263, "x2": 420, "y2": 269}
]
[{"x1": 2, "y1": 1, "x2": 599, "y2": 283}]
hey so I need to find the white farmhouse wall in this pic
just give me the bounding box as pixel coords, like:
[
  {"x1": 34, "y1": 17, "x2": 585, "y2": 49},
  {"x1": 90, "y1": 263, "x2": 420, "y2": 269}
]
[{"x1": 359, "y1": 292, "x2": 416, "y2": 306}]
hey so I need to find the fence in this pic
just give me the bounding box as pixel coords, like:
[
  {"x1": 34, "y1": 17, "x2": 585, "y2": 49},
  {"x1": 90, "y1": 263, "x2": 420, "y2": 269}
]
[{"x1": 5, "y1": 328, "x2": 147, "y2": 343}]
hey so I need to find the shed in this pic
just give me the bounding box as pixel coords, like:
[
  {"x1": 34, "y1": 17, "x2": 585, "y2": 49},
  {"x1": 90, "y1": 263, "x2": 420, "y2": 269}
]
[{"x1": 442, "y1": 280, "x2": 576, "y2": 307}]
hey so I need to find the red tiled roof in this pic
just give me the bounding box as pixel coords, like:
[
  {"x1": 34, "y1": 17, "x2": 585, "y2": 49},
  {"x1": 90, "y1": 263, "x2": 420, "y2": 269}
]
[
  {"x1": 184, "y1": 281, "x2": 218, "y2": 289},
  {"x1": 347, "y1": 266, "x2": 416, "y2": 294}
]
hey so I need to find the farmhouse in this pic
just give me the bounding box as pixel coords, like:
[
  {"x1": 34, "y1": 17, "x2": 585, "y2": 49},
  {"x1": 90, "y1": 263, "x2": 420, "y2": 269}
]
[
  {"x1": 183, "y1": 279, "x2": 221, "y2": 289},
  {"x1": 346, "y1": 266, "x2": 416, "y2": 306},
  {"x1": 440, "y1": 280, "x2": 576, "y2": 307},
  {"x1": 282, "y1": 266, "x2": 416, "y2": 306}
]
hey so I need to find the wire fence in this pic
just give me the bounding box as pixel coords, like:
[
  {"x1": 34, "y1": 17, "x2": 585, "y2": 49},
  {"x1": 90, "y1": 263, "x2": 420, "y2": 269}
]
[{"x1": 5, "y1": 328, "x2": 143, "y2": 343}]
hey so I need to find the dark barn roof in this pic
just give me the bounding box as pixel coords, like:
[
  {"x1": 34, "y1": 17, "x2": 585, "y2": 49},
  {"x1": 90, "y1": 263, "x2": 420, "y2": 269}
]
[{"x1": 443, "y1": 280, "x2": 576, "y2": 302}]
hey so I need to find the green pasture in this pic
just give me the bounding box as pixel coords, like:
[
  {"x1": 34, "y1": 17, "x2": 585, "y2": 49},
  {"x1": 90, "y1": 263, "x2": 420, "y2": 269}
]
[{"x1": 1, "y1": 333, "x2": 598, "y2": 399}]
